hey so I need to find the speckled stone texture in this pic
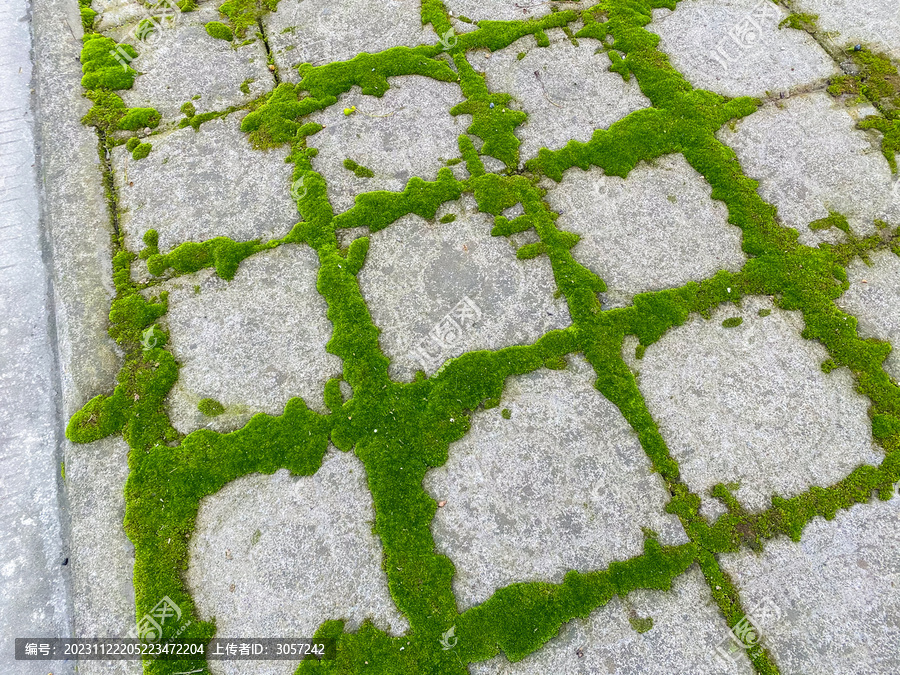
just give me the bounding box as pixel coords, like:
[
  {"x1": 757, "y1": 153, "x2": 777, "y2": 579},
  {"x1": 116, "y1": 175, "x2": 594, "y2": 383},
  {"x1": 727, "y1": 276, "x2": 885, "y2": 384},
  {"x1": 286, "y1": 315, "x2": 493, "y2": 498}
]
[
  {"x1": 357, "y1": 194, "x2": 571, "y2": 381},
  {"x1": 307, "y1": 76, "x2": 470, "y2": 214},
  {"x1": 544, "y1": 154, "x2": 745, "y2": 308},
  {"x1": 634, "y1": 296, "x2": 881, "y2": 513},
  {"x1": 263, "y1": 0, "x2": 436, "y2": 84},
  {"x1": 718, "y1": 92, "x2": 900, "y2": 247},
  {"x1": 424, "y1": 356, "x2": 687, "y2": 611},
  {"x1": 649, "y1": 0, "x2": 838, "y2": 98},
  {"x1": 469, "y1": 567, "x2": 755, "y2": 675},
  {"x1": 837, "y1": 249, "x2": 900, "y2": 382},
  {"x1": 163, "y1": 245, "x2": 341, "y2": 434},
  {"x1": 720, "y1": 496, "x2": 900, "y2": 674},
  {"x1": 186, "y1": 450, "x2": 409, "y2": 675},
  {"x1": 113, "y1": 114, "x2": 296, "y2": 261},
  {"x1": 480, "y1": 29, "x2": 650, "y2": 163}
]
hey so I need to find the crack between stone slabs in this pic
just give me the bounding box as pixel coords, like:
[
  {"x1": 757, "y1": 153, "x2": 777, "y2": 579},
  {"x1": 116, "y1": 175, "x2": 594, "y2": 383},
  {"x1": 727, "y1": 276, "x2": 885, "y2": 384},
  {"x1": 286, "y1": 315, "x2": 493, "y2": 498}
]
[{"x1": 257, "y1": 16, "x2": 279, "y2": 86}]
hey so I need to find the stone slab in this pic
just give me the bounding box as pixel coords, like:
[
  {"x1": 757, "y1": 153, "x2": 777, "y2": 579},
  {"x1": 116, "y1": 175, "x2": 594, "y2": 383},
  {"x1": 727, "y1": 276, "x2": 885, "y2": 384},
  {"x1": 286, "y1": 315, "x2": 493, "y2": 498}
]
[
  {"x1": 469, "y1": 567, "x2": 754, "y2": 675},
  {"x1": 544, "y1": 154, "x2": 745, "y2": 308},
  {"x1": 649, "y1": 0, "x2": 839, "y2": 98},
  {"x1": 424, "y1": 356, "x2": 687, "y2": 611},
  {"x1": 263, "y1": 0, "x2": 436, "y2": 84},
  {"x1": 721, "y1": 495, "x2": 900, "y2": 674},
  {"x1": 357, "y1": 194, "x2": 571, "y2": 382},
  {"x1": 163, "y1": 244, "x2": 341, "y2": 434},
  {"x1": 480, "y1": 29, "x2": 650, "y2": 164},
  {"x1": 107, "y1": 5, "x2": 275, "y2": 121},
  {"x1": 113, "y1": 114, "x2": 296, "y2": 260},
  {"x1": 717, "y1": 92, "x2": 900, "y2": 247},
  {"x1": 635, "y1": 296, "x2": 881, "y2": 513},
  {"x1": 186, "y1": 450, "x2": 408, "y2": 675},
  {"x1": 836, "y1": 249, "x2": 900, "y2": 382},
  {"x1": 307, "y1": 76, "x2": 470, "y2": 215},
  {"x1": 792, "y1": 0, "x2": 900, "y2": 61}
]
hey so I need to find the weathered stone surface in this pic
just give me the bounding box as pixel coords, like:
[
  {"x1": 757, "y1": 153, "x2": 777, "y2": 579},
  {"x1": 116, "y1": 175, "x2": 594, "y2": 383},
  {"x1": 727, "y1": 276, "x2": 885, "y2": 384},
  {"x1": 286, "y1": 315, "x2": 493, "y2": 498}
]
[
  {"x1": 649, "y1": 0, "x2": 838, "y2": 98},
  {"x1": 163, "y1": 245, "x2": 341, "y2": 434},
  {"x1": 481, "y1": 29, "x2": 650, "y2": 163},
  {"x1": 720, "y1": 496, "x2": 900, "y2": 674},
  {"x1": 307, "y1": 76, "x2": 470, "y2": 214},
  {"x1": 186, "y1": 450, "x2": 408, "y2": 675},
  {"x1": 445, "y1": 0, "x2": 587, "y2": 24},
  {"x1": 424, "y1": 356, "x2": 687, "y2": 611},
  {"x1": 544, "y1": 154, "x2": 745, "y2": 308},
  {"x1": 717, "y1": 92, "x2": 900, "y2": 247},
  {"x1": 792, "y1": 0, "x2": 900, "y2": 60},
  {"x1": 469, "y1": 567, "x2": 754, "y2": 675},
  {"x1": 114, "y1": 114, "x2": 296, "y2": 259},
  {"x1": 263, "y1": 0, "x2": 436, "y2": 84},
  {"x1": 636, "y1": 296, "x2": 880, "y2": 512},
  {"x1": 357, "y1": 194, "x2": 571, "y2": 382},
  {"x1": 837, "y1": 249, "x2": 900, "y2": 382},
  {"x1": 107, "y1": 6, "x2": 274, "y2": 120}
]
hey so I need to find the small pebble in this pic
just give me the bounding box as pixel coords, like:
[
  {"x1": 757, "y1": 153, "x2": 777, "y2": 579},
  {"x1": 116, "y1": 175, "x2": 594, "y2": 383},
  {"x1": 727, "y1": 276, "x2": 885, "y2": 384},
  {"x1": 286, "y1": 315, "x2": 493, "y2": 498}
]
[
  {"x1": 268, "y1": 64, "x2": 275, "y2": 70},
  {"x1": 853, "y1": 44, "x2": 862, "y2": 51},
  {"x1": 438, "y1": 500, "x2": 447, "y2": 507}
]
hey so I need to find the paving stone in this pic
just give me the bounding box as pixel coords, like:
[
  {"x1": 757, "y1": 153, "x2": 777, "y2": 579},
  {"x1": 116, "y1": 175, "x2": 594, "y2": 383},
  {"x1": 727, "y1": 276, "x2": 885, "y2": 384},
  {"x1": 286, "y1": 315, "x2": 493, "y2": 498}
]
[
  {"x1": 423, "y1": 356, "x2": 687, "y2": 611},
  {"x1": 263, "y1": 0, "x2": 436, "y2": 84},
  {"x1": 544, "y1": 154, "x2": 745, "y2": 308},
  {"x1": 307, "y1": 76, "x2": 470, "y2": 215},
  {"x1": 717, "y1": 92, "x2": 900, "y2": 247},
  {"x1": 444, "y1": 0, "x2": 588, "y2": 23},
  {"x1": 792, "y1": 0, "x2": 900, "y2": 61},
  {"x1": 114, "y1": 114, "x2": 296, "y2": 260},
  {"x1": 636, "y1": 296, "x2": 881, "y2": 513},
  {"x1": 106, "y1": 6, "x2": 274, "y2": 120},
  {"x1": 720, "y1": 496, "x2": 900, "y2": 674},
  {"x1": 186, "y1": 450, "x2": 409, "y2": 675},
  {"x1": 836, "y1": 249, "x2": 900, "y2": 382},
  {"x1": 357, "y1": 194, "x2": 571, "y2": 382},
  {"x1": 163, "y1": 245, "x2": 341, "y2": 434},
  {"x1": 481, "y1": 30, "x2": 650, "y2": 164},
  {"x1": 469, "y1": 567, "x2": 754, "y2": 675},
  {"x1": 649, "y1": 0, "x2": 838, "y2": 98}
]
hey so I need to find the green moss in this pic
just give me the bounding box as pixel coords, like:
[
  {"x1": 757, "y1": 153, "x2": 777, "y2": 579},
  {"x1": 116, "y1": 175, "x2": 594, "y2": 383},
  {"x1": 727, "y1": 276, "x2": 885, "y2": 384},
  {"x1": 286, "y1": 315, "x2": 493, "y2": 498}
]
[
  {"x1": 197, "y1": 398, "x2": 226, "y2": 416},
  {"x1": 810, "y1": 210, "x2": 851, "y2": 234},
  {"x1": 118, "y1": 107, "x2": 161, "y2": 131},
  {"x1": 70, "y1": 3, "x2": 900, "y2": 673},
  {"x1": 628, "y1": 615, "x2": 654, "y2": 633},
  {"x1": 343, "y1": 158, "x2": 375, "y2": 178},
  {"x1": 80, "y1": 35, "x2": 138, "y2": 90},
  {"x1": 500, "y1": 408, "x2": 511, "y2": 419},
  {"x1": 205, "y1": 20, "x2": 234, "y2": 41},
  {"x1": 439, "y1": 213, "x2": 456, "y2": 224},
  {"x1": 778, "y1": 13, "x2": 818, "y2": 32},
  {"x1": 125, "y1": 137, "x2": 140, "y2": 152},
  {"x1": 239, "y1": 77, "x2": 255, "y2": 94},
  {"x1": 131, "y1": 142, "x2": 152, "y2": 160},
  {"x1": 180, "y1": 101, "x2": 197, "y2": 118},
  {"x1": 758, "y1": 308, "x2": 771, "y2": 317}
]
